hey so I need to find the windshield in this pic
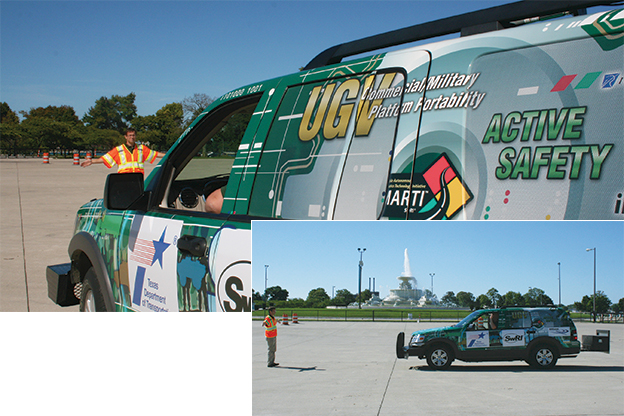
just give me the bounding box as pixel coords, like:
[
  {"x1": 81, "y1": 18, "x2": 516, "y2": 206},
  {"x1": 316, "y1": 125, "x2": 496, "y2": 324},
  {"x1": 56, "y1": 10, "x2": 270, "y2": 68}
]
[{"x1": 454, "y1": 310, "x2": 482, "y2": 328}]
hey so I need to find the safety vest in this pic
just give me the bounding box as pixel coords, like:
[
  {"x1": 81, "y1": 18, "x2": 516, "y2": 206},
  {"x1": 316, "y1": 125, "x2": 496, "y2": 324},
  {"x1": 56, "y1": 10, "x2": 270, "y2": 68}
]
[
  {"x1": 264, "y1": 315, "x2": 277, "y2": 338},
  {"x1": 102, "y1": 144, "x2": 157, "y2": 174}
]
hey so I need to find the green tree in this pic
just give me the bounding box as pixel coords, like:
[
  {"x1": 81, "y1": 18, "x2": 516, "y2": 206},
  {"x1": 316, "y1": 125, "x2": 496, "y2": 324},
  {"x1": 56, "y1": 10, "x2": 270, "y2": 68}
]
[
  {"x1": 78, "y1": 126, "x2": 122, "y2": 155},
  {"x1": 580, "y1": 291, "x2": 611, "y2": 315},
  {"x1": 19, "y1": 105, "x2": 83, "y2": 153},
  {"x1": 23, "y1": 105, "x2": 81, "y2": 125},
  {"x1": 208, "y1": 112, "x2": 252, "y2": 155},
  {"x1": 181, "y1": 93, "x2": 215, "y2": 126},
  {"x1": 441, "y1": 291, "x2": 458, "y2": 307},
  {"x1": 1, "y1": 102, "x2": 20, "y2": 124},
  {"x1": 306, "y1": 288, "x2": 330, "y2": 308},
  {"x1": 475, "y1": 294, "x2": 491, "y2": 309},
  {"x1": 331, "y1": 289, "x2": 355, "y2": 307},
  {"x1": 499, "y1": 290, "x2": 524, "y2": 306},
  {"x1": 0, "y1": 102, "x2": 23, "y2": 155},
  {"x1": 486, "y1": 288, "x2": 501, "y2": 307},
  {"x1": 265, "y1": 285, "x2": 289, "y2": 302},
  {"x1": 456, "y1": 291, "x2": 476, "y2": 310},
  {"x1": 523, "y1": 287, "x2": 553, "y2": 306},
  {"x1": 500, "y1": 291, "x2": 523, "y2": 307},
  {"x1": 83, "y1": 92, "x2": 137, "y2": 133},
  {"x1": 287, "y1": 298, "x2": 306, "y2": 308},
  {"x1": 356, "y1": 289, "x2": 372, "y2": 304},
  {"x1": 133, "y1": 102, "x2": 183, "y2": 150}
]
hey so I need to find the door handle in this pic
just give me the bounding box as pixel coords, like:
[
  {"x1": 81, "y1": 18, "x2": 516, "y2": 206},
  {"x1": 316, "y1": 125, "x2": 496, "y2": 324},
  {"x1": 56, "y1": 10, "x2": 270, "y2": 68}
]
[{"x1": 177, "y1": 235, "x2": 207, "y2": 257}]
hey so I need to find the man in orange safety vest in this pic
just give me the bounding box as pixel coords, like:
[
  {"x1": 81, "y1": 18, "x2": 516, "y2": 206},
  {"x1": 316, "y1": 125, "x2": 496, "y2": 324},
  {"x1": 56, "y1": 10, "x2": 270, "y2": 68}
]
[
  {"x1": 81, "y1": 128, "x2": 165, "y2": 174},
  {"x1": 262, "y1": 306, "x2": 279, "y2": 367}
]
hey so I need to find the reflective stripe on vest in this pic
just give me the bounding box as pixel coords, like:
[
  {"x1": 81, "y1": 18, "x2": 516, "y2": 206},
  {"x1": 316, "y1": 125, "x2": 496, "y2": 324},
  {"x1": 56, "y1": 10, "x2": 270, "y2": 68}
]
[
  {"x1": 264, "y1": 315, "x2": 277, "y2": 338},
  {"x1": 117, "y1": 144, "x2": 145, "y2": 174}
]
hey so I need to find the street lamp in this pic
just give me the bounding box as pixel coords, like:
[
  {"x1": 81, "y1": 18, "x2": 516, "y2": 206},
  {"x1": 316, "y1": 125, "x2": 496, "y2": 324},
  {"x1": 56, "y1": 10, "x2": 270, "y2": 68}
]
[
  {"x1": 358, "y1": 248, "x2": 366, "y2": 309},
  {"x1": 586, "y1": 248, "x2": 596, "y2": 322},
  {"x1": 558, "y1": 262, "x2": 561, "y2": 307},
  {"x1": 264, "y1": 265, "x2": 269, "y2": 302}
]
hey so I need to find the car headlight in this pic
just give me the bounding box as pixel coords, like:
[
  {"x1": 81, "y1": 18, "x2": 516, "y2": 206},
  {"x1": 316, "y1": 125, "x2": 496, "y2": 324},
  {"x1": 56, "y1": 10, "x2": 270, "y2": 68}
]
[{"x1": 410, "y1": 334, "x2": 425, "y2": 347}]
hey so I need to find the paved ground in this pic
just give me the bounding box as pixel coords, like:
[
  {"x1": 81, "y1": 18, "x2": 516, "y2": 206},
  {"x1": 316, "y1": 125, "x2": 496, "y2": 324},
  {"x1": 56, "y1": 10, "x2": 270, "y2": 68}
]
[
  {"x1": 253, "y1": 320, "x2": 624, "y2": 416},
  {"x1": 0, "y1": 157, "x2": 159, "y2": 311}
]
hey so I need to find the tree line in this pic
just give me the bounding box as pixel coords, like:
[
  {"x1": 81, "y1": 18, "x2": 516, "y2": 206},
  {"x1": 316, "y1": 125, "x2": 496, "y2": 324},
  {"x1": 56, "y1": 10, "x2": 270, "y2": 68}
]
[
  {"x1": 0, "y1": 92, "x2": 219, "y2": 156},
  {"x1": 254, "y1": 285, "x2": 624, "y2": 315}
]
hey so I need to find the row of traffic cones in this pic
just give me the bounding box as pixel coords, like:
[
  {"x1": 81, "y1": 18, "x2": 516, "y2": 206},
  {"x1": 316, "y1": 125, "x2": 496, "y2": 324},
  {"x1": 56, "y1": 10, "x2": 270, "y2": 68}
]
[
  {"x1": 281, "y1": 313, "x2": 299, "y2": 325},
  {"x1": 42, "y1": 152, "x2": 92, "y2": 164}
]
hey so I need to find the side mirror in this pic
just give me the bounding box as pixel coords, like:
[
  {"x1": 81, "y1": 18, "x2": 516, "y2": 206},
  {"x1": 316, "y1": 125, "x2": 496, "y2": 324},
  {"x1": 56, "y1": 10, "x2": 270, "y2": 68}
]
[{"x1": 104, "y1": 173, "x2": 144, "y2": 210}]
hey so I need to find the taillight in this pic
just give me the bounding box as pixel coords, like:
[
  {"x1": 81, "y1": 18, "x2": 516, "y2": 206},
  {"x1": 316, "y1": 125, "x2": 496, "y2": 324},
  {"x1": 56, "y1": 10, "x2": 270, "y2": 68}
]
[{"x1": 571, "y1": 328, "x2": 578, "y2": 341}]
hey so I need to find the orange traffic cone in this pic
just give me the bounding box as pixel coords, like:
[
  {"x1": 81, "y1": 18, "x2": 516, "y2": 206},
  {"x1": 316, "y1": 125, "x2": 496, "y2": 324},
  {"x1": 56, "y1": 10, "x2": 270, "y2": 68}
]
[{"x1": 282, "y1": 314, "x2": 289, "y2": 325}]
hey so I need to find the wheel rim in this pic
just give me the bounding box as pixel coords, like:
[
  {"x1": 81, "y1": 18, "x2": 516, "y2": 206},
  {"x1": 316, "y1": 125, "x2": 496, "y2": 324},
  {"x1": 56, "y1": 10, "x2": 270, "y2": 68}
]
[
  {"x1": 83, "y1": 289, "x2": 96, "y2": 312},
  {"x1": 536, "y1": 348, "x2": 553, "y2": 366},
  {"x1": 431, "y1": 349, "x2": 448, "y2": 367}
]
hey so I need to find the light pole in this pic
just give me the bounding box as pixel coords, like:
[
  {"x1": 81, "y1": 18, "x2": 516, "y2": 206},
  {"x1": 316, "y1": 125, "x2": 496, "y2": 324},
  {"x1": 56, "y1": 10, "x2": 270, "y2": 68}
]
[
  {"x1": 358, "y1": 248, "x2": 366, "y2": 309},
  {"x1": 558, "y1": 262, "x2": 561, "y2": 307},
  {"x1": 586, "y1": 248, "x2": 596, "y2": 322},
  {"x1": 264, "y1": 265, "x2": 269, "y2": 302}
]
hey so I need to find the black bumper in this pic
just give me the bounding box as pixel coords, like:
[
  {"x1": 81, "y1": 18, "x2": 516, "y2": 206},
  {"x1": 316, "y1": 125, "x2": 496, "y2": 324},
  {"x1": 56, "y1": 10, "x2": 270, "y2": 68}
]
[
  {"x1": 396, "y1": 332, "x2": 427, "y2": 359},
  {"x1": 46, "y1": 263, "x2": 79, "y2": 306}
]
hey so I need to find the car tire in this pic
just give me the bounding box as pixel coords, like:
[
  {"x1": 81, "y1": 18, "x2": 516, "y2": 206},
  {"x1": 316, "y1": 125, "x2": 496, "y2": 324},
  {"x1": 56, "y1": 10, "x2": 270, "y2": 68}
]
[
  {"x1": 79, "y1": 267, "x2": 108, "y2": 312},
  {"x1": 426, "y1": 344, "x2": 453, "y2": 370},
  {"x1": 396, "y1": 332, "x2": 406, "y2": 359},
  {"x1": 528, "y1": 344, "x2": 558, "y2": 369}
]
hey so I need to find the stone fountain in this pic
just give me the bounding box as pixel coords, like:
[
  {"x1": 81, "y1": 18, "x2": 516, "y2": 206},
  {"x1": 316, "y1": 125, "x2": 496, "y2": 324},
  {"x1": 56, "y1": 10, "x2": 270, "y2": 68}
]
[{"x1": 382, "y1": 249, "x2": 422, "y2": 305}]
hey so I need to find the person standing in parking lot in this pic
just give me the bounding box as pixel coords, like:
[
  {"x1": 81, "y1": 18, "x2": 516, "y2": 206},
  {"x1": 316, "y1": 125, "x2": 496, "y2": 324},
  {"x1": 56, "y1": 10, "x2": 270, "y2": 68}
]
[
  {"x1": 81, "y1": 128, "x2": 165, "y2": 174},
  {"x1": 262, "y1": 307, "x2": 279, "y2": 367}
]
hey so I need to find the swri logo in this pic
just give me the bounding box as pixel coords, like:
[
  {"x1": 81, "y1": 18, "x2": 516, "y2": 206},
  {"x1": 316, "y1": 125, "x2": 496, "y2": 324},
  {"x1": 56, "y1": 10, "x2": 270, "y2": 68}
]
[
  {"x1": 602, "y1": 73, "x2": 621, "y2": 89},
  {"x1": 501, "y1": 330, "x2": 526, "y2": 347}
]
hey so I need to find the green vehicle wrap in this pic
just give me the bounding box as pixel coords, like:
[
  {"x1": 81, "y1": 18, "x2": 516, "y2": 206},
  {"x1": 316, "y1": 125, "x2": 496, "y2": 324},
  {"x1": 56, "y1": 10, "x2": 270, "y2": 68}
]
[
  {"x1": 398, "y1": 307, "x2": 581, "y2": 369},
  {"x1": 51, "y1": 5, "x2": 622, "y2": 312}
]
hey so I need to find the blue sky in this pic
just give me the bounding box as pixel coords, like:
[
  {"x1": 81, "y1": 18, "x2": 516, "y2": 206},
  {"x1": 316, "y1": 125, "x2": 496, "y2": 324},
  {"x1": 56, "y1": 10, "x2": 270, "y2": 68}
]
[
  {"x1": 252, "y1": 221, "x2": 624, "y2": 306},
  {"x1": 4, "y1": 0, "x2": 613, "y2": 119}
]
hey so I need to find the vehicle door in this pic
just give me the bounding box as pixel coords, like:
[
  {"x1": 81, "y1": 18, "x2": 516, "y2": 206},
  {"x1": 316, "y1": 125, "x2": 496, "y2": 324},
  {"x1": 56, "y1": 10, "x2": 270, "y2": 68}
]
[
  {"x1": 247, "y1": 63, "x2": 412, "y2": 220},
  {"x1": 459, "y1": 311, "x2": 496, "y2": 359},
  {"x1": 527, "y1": 309, "x2": 571, "y2": 342},
  {"x1": 496, "y1": 309, "x2": 531, "y2": 359},
  {"x1": 112, "y1": 88, "x2": 277, "y2": 312}
]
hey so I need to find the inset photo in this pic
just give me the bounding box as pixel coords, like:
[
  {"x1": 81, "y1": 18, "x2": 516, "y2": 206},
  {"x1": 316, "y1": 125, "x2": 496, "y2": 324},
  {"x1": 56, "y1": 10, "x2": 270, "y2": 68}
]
[{"x1": 251, "y1": 220, "x2": 623, "y2": 416}]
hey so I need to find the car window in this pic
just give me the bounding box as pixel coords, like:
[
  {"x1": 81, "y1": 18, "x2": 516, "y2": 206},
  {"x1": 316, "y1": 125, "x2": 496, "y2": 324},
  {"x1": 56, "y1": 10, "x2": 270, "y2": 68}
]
[
  {"x1": 501, "y1": 310, "x2": 531, "y2": 329},
  {"x1": 159, "y1": 95, "x2": 261, "y2": 214},
  {"x1": 469, "y1": 312, "x2": 496, "y2": 330},
  {"x1": 530, "y1": 309, "x2": 570, "y2": 327}
]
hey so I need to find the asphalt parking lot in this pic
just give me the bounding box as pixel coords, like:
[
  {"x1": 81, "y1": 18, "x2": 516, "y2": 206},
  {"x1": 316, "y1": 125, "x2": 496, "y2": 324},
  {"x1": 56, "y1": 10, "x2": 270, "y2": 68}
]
[
  {"x1": 253, "y1": 320, "x2": 623, "y2": 416},
  {"x1": 0, "y1": 157, "x2": 159, "y2": 311}
]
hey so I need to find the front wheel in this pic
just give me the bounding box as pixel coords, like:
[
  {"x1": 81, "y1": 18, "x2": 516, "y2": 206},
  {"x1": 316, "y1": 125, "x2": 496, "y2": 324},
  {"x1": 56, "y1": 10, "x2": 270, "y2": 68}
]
[
  {"x1": 79, "y1": 267, "x2": 108, "y2": 312},
  {"x1": 426, "y1": 344, "x2": 453, "y2": 370},
  {"x1": 528, "y1": 344, "x2": 558, "y2": 369}
]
